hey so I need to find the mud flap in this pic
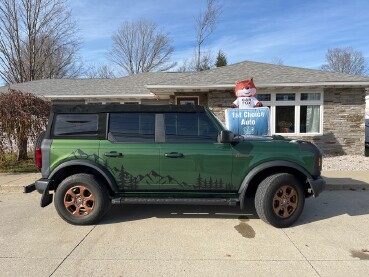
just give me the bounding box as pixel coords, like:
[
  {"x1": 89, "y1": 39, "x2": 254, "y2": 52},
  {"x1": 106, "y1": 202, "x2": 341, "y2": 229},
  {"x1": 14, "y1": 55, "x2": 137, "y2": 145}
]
[
  {"x1": 238, "y1": 185, "x2": 247, "y2": 210},
  {"x1": 40, "y1": 189, "x2": 53, "y2": 207}
]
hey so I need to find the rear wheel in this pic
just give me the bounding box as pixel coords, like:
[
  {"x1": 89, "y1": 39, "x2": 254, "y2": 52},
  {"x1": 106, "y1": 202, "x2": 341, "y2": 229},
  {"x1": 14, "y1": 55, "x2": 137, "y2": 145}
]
[
  {"x1": 255, "y1": 173, "x2": 305, "y2": 228},
  {"x1": 54, "y1": 173, "x2": 110, "y2": 225}
]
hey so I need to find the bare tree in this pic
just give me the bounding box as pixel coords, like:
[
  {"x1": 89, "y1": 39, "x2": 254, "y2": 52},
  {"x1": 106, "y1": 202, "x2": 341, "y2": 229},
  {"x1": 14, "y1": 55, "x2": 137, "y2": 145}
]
[
  {"x1": 0, "y1": 0, "x2": 82, "y2": 84},
  {"x1": 178, "y1": 50, "x2": 214, "y2": 72},
  {"x1": 321, "y1": 47, "x2": 367, "y2": 75},
  {"x1": 85, "y1": 64, "x2": 115, "y2": 79},
  {"x1": 198, "y1": 50, "x2": 214, "y2": 71},
  {"x1": 194, "y1": 0, "x2": 222, "y2": 71},
  {"x1": 177, "y1": 59, "x2": 192, "y2": 72},
  {"x1": 271, "y1": 57, "x2": 284, "y2": 66},
  {"x1": 109, "y1": 19, "x2": 176, "y2": 75}
]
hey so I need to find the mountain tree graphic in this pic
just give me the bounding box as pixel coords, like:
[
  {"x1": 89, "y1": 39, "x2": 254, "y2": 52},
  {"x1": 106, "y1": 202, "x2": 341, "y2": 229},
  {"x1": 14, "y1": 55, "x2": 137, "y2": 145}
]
[
  {"x1": 195, "y1": 174, "x2": 203, "y2": 189},
  {"x1": 68, "y1": 149, "x2": 235, "y2": 191},
  {"x1": 118, "y1": 165, "x2": 128, "y2": 189}
]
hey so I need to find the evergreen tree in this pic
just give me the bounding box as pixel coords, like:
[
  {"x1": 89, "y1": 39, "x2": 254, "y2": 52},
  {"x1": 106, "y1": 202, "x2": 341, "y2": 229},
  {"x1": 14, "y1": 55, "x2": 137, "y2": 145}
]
[
  {"x1": 209, "y1": 177, "x2": 213, "y2": 189},
  {"x1": 226, "y1": 182, "x2": 232, "y2": 190},
  {"x1": 196, "y1": 174, "x2": 203, "y2": 189},
  {"x1": 104, "y1": 158, "x2": 109, "y2": 169},
  {"x1": 214, "y1": 179, "x2": 218, "y2": 189},
  {"x1": 219, "y1": 179, "x2": 223, "y2": 189},
  {"x1": 215, "y1": 50, "x2": 227, "y2": 67},
  {"x1": 118, "y1": 165, "x2": 127, "y2": 189},
  {"x1": 203, "y1": 179, "x2": 208, "y2": 189}
]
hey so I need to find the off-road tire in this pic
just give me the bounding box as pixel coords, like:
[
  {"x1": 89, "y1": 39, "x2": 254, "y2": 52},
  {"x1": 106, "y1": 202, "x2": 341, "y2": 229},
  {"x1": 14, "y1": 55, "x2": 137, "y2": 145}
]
[
  {"x1": 255, "y1": 173, "x2": 305, "y2": 228},
  {"x1": 54, "y1": 173, "x2": 110, "y2": 225}
]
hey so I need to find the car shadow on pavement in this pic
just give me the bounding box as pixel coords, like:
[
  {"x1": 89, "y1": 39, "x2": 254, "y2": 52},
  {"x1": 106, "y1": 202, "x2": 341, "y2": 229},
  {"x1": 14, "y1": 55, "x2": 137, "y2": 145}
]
[
  {"x1": 100, "y1": 191, "x2": 369, "y2": 227},
  {"x1": 100, "y1": 198, "x2": 259, "y2": 225},
  {"x1": 295, "y1": 190, "x2": 369, "y2": 227},
  {"x1": 324, "y1": 177, "x2": 369, "y2": 188}
]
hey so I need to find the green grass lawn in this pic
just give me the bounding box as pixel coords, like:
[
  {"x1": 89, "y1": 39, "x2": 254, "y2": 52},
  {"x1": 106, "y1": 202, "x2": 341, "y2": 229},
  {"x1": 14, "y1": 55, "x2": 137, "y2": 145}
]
[{"x1": 0, "y1": 153, "x2": 38, "y2": 173}]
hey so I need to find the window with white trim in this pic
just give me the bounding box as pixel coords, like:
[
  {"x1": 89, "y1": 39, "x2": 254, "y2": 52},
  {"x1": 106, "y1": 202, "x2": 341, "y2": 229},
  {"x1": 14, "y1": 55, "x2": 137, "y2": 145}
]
[{"x1": 259, "y1": 91, "x2": 323, "y2": 136}]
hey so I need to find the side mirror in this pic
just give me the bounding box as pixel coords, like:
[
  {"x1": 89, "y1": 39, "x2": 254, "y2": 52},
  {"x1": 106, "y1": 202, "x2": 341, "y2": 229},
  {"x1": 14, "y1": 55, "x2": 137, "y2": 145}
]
[{"x1": 218, "y1": 130, "x2": 234, "y2": 143}]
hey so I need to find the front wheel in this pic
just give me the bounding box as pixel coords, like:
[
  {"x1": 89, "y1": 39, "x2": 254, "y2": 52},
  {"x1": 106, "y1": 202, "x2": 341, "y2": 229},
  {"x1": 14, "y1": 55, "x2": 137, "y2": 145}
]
[
  {"x1": 54, "y1": 174, "x2": 110, "y2": 225},
  {"x1": 255, "y1": 173, "x2": 305, "y2": 228}
]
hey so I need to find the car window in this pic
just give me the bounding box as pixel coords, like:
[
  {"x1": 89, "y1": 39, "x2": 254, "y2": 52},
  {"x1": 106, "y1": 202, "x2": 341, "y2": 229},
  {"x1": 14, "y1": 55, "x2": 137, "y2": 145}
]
[
  {"x1": 109, "y1": 113, "x2": 155, "y2": 143},
  {"x1": 53, "y1": 114, "x2": 98, "y2": 136},
  {"x1": 164, "y1": 113, "x2": 218, "y2": 143}
]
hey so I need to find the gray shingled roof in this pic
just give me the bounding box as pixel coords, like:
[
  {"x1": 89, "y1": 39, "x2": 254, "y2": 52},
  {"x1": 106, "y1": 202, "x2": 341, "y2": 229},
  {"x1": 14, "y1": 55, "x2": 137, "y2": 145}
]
[
  {"x1": 1, "y1": 61, "x2": 369, "y2": 98},
  {"x1": 149, "y1": 61, "x2": 369, "y2": 87},
  {"x1": 0, "y1": 72, "x2": 191, "y2": 97}
]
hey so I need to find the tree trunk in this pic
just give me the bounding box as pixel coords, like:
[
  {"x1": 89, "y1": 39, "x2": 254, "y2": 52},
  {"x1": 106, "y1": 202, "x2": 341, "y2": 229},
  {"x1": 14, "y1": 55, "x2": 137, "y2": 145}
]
[{"x1": 17, "y1": 138, "x2": 28, "y2": 161}]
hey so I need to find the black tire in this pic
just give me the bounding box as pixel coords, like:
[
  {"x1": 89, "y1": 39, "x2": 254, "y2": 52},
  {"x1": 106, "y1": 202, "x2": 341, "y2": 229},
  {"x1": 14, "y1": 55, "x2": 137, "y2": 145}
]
[
  {"x1": 33, "y1": 131, "x2": 45, "y2": 163},
  {"x1": 54, "y1": 173, "x2": 110, "y2": 225},
  {"x1": 255, "y1": 173, "x2": 305, "y2": 228}
]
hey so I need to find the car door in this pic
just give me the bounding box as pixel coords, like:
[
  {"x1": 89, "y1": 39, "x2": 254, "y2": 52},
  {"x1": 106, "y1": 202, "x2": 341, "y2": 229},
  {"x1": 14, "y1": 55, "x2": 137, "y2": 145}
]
[
  {"x1": 99, "y1": 112, "x2": 160, "y2": 191},
  {"x1": 159, "y1": 112, "x2": 234, "y2": 192}
]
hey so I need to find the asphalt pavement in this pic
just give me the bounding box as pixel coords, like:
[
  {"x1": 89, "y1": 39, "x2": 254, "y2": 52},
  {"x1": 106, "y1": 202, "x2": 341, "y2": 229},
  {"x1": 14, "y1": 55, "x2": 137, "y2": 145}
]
[{"x1": 0, "y1": 190, "x2": 369, "y2": 276}]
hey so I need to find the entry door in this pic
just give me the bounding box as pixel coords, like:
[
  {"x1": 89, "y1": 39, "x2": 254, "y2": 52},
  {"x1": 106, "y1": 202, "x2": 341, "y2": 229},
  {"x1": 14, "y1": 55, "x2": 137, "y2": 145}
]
[
  {"x1": 159, "y1": 112, "x2": 234, "y2": 191},
  {"x1": 99, "y1": 113, "x2": 160, "y2": 191}
]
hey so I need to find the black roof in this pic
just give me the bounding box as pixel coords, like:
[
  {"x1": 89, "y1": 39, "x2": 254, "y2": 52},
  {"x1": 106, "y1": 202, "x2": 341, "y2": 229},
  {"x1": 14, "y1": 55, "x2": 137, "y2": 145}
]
[{"x1": 51, "y1": 104, "x2": 207, "y2": 114}]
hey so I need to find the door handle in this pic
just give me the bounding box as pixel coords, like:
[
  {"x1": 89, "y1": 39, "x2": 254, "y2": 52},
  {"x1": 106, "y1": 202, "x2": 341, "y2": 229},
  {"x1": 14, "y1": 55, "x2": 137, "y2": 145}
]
[
  {"x1": 104, "y1": 151, "x2": 123, "y2": 157},
  {"x1": 164, "y1": 152, "x2": 184, "y2": 158}
]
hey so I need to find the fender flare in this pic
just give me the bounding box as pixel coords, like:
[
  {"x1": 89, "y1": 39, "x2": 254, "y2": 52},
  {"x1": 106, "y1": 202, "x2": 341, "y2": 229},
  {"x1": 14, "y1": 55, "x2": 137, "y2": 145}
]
[
  {"x1": 49, "y1": 160, "x2": 119, "y2": 192},
  {"x1": 238, "y1": 160, "x2": 313, "y2": 209}
]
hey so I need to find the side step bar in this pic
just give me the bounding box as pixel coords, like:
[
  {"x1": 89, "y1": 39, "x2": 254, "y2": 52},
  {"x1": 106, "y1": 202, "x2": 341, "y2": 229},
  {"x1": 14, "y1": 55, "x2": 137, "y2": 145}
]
[{"x1": 112, "y1": 197, "x2": 239, "y2": 206}]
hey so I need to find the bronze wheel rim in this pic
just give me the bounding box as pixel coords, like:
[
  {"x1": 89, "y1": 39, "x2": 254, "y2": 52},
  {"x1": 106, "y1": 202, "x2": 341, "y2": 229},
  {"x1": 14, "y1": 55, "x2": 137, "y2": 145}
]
[
  {"x1": 272, "y1": 185, "x2": 298, "y2": 218},
  {"x1": 64, "y1": 185, "x2": 95, "y2": 217}
]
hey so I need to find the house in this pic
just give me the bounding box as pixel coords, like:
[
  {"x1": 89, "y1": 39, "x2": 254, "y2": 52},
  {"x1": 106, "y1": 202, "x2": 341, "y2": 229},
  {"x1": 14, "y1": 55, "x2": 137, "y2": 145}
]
[
  {"x1": 1, "y1": 61, "x2": 369, "y2": 155},
  {"x1": 365, "y1": 94, "x2": 369, "y2": 147}
]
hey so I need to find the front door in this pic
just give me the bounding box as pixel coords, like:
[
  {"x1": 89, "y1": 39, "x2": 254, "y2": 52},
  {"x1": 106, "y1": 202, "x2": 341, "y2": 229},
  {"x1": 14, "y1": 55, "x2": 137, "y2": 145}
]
[{"x1": 159, "y1": 112, "x2": 234, "y2": 191}]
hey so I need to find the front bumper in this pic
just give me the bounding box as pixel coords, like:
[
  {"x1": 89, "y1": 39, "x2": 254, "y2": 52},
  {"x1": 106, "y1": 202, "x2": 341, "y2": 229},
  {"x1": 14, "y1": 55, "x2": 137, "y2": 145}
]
[{"x1": 308, "y1": 176, "x2": 325, "y2": 197}]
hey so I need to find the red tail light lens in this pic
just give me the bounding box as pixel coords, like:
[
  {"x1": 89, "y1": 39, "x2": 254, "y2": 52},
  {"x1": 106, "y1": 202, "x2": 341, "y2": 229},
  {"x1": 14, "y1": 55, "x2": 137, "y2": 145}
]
[{"x1": 35, "y1": 148, "x2": 42, "y2": 169}]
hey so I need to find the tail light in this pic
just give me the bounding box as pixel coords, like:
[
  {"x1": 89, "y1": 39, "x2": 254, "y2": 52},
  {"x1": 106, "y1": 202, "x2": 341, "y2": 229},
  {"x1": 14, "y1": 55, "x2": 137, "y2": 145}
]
[{"x1": 35, "y1": 148, "x2": 42, "y2": 169}]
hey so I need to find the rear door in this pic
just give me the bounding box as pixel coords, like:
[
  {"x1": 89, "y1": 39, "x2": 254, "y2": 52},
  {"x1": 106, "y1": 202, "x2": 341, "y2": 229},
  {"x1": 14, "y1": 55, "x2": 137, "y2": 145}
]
[
  {"x1": 159, "y1": 112, "x2": 234, "y2": 192},
  {"x1": 99, "y1": 112, "x2": 160, "y2": 191}
]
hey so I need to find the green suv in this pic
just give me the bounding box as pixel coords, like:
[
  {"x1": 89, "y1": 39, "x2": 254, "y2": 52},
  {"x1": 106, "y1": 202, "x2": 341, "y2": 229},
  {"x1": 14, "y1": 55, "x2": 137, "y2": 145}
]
[{"x1": 26, "y1": 104, "x2": 325, "y2": 228}]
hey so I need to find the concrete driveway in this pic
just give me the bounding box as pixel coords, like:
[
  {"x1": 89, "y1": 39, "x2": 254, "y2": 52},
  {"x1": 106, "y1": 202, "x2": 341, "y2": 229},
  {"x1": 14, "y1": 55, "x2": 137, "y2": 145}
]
[{"x1": 0, "y1": 190, "x2": 369, "y2": 277}]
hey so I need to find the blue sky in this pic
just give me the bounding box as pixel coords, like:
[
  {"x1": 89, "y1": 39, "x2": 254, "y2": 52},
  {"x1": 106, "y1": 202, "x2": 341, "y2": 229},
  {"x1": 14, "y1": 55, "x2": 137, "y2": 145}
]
[{"x1": 71, "y1": 0, "x2": 369, "y2": 71}]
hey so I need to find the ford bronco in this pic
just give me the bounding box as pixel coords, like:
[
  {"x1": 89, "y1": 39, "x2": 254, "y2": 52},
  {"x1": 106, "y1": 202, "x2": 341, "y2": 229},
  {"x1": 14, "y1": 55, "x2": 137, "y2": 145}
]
[{"x1": 25, "y1": 104, "x2": 325, "y2": 228}]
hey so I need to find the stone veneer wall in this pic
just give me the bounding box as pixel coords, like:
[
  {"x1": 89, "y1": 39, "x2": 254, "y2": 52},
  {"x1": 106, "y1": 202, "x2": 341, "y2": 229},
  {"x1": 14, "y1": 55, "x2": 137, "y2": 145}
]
[
  {"x1": 208, "y1": 90, "x2": 234, "y2": 123},
  {"x1": 316, "y1": 88, "x2": 365, "y2": 155},
  {"x1": 208, "y1": 88, "x2": 366, "y2": 156}
]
